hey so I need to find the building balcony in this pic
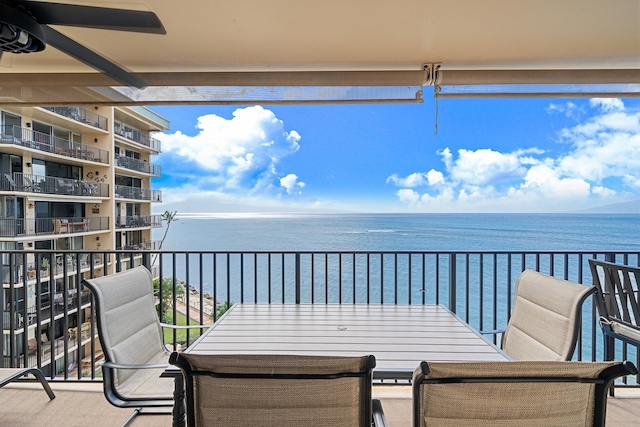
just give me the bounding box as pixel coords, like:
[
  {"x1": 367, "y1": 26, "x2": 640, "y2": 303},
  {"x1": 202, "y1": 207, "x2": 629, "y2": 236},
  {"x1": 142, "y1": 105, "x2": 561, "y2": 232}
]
[
  {"x1": 0, "y1": 216, "x2": 109, "y2": 238},
  {"x1": 3, "y1": 291, "x2": 93, "y2": 331},
  {"x1": 114, "y1": 154, "x2": 161, "y2": 176},
  {"x1": 2, "y1": 253, "x2": 106, "y2": 287},
  {"x1": 1, "y1": 172, "x2": 109, "y2": 198},
  {"x1": 40, "y1": 106, "x2": 108, "y2": 131},
  {"x1": 115, "y1": 215, "x2": 163, "y2": 229},
  {"x1": 3, "y1": 316, "x2": 98, "y2": 373},
  {"x1": 0, "y1": 125, "x2": 109, "y2": 164},
  {"x1": 117, "y1": 240, "x2": 161, "y2": 251},
  {"x1": 114, "y1": 120, "x2": 161, "y2": 151},
  {"x1": 115, "y1": 185, "x2": 162, "y2": 202}
]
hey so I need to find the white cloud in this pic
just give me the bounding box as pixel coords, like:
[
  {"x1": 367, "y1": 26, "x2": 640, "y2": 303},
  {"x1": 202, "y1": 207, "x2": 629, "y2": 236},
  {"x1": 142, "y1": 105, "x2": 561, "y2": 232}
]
[
  {"x1": 546, "y1": 101, "x2": 580, "y2": 118},
  {"x1": 387, "y1": 169, "x2": 446, "y2": 188},
  {"x1": 426, "y1": 169, "x2": 445, "y2": 186},
  {"x1": 557, "y1": 102, "x2": 640, "y2": 183},
  {"x1": 623, "y1": 174, "x2": 640, "y2": 189},
  {"x1": 280, "y1": 174, "x2": 305, "y2": 195},
  {"x1": 387, "y1": 172, "x2": 424, "y2": 187},
  {"x1": 156, "y1": 106, "x2": 302, "y2": 196},
  {"x1": 446, "y1": 148, "x2": 529, "y2": 186},
  {"x1": 590, "y1": 98, "x2": 624, "y2": 112},
  {"x1": 514, "y1": 164, "x2": 592, "y2": 200},
  {"x1": 396, "y1": 189, "x2": 420, "y2": 204},
  {"x1": 592, "y1": 186, "x2": 616, "y2": 198},
  {"x1": 389, "y1": 98, "x2": 640, "y2": 212}
]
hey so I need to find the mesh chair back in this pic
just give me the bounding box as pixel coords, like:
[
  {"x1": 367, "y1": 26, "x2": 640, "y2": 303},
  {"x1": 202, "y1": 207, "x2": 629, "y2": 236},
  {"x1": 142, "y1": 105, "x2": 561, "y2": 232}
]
[
  {"x1": 502, "y1": 269, "x2": 595, "y2": 360},
  {"x1": 82, "y1": 266, "x2": 168, "y2": 397},
  {"x1": 170, "y1": 353, "x2": 376, "y2": 427},
  {"x1": 413, "y1": 360, "x2": 637, "y2": 427}
]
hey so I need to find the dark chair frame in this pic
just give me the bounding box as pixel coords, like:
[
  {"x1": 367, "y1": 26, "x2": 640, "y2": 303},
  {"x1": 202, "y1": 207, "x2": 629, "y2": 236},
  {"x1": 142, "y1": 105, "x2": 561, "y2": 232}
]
[
  {"x1": 589, "y1": 259, "x2": 640, "y2": 359},
  {"x1": 0, "y1": 367, "x2": 56, "y2": 400},
  {"x1": 413, "y1": 360, "x2": 638, "y2": 427}
]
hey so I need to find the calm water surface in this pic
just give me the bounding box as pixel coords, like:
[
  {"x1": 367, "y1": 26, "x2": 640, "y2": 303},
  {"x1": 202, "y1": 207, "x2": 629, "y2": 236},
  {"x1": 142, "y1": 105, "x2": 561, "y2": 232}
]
[{"x1": 156, "y1": 213, "x2": 640, "y2": 252}]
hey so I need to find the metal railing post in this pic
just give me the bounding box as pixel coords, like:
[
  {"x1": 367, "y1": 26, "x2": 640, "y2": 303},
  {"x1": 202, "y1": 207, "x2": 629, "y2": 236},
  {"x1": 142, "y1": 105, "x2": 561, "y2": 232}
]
[
  {"x1": 295, "y1": 253, "x2": 301, "y2": 304},
  {"x1": 449, "y1": 253, "x2": 456, "y2": 313}
]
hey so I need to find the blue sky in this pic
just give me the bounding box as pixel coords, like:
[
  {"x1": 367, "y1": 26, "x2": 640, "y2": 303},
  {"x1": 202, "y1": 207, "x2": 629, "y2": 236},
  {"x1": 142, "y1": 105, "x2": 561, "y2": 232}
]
[{"x1": 150, "y1": 93, "x2": 640, "y2": 214}]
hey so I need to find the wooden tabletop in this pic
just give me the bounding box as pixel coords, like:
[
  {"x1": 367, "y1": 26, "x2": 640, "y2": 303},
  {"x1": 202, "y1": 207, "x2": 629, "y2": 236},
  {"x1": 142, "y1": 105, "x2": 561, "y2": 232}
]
[{"x1": 186, "y1": 304, "x2": 508, "y2": 380}]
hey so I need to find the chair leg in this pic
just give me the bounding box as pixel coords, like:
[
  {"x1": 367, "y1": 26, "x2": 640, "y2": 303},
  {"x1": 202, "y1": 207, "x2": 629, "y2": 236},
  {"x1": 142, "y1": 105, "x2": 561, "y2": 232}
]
[
  {"x1": 122, "y1": 408, "x2": 141, "y2": 427},
  {"x1": 604, "y1": 335, "x2": 616, "y2": 396},
  {"x1": 26, "y1": 368, "x2": 55, "y2": 400},
  {"x1": 372, "y1": 398, "x2": 388, "y2": 427},
  {"x1": 122, "y1": 408, "x2": 173, "y2": 427}
]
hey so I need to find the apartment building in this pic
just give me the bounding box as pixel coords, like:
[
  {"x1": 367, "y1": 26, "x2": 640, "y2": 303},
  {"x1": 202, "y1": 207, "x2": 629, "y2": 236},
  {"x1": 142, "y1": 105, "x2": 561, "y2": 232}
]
[{"x1": 0, "y1": 105, "x2": 168, "y2": 375}]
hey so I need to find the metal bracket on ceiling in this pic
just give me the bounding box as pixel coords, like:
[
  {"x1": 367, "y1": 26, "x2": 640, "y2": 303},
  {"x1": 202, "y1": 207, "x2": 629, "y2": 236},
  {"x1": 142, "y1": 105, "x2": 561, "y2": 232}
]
[
  {"x1": 423, "y1": 63, "x2": 443, "y2": 136},
  {"x1": 422, "y1": 63, "x2": 442, "y2": 86}
]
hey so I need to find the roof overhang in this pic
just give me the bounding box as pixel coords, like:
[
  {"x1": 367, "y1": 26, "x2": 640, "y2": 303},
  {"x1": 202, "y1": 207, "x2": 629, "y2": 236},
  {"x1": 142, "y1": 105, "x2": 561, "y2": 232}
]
[{"x1": 1, "y1": 0, "x2": 639, "y2": 105}]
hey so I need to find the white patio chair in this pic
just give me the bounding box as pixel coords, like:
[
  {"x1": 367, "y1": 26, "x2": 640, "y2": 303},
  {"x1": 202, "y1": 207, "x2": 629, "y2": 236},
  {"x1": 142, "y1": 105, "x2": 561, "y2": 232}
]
[
  {"x1": 485, "y1": 269, "x2": 596, "y2": 360},
  {"x1": 82, "y1": 266, "x2": 206, "y2": 426}
]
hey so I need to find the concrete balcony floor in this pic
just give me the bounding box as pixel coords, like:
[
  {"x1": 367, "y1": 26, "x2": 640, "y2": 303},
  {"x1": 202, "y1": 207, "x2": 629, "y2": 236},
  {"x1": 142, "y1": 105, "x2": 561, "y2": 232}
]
[{"x1": 2, "y1": 381, "x2": 640, "y2": 426}]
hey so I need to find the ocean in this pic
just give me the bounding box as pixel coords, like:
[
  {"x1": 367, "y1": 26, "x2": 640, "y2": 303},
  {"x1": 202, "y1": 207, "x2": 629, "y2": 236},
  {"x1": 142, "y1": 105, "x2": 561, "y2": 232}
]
[
  {"x1": 153, "y1": 212, "x2": 640, "y2": 308},
  {"x1": 155, "y1": 213, "x2": 640, "y2": 252}
]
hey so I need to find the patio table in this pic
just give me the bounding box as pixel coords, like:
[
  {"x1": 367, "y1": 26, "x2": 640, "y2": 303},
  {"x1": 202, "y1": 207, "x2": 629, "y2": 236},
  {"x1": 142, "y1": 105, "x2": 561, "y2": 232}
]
[
  {"x1": 166, "y1": 303, "x2": 508, "y2": 426},
  {"x1": 188, "y1": 303, "x2": 507, "y2": 379}
]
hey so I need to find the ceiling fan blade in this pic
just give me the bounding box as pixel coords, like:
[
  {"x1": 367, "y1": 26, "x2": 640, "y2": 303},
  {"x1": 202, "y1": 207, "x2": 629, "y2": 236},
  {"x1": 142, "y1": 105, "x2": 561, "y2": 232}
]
[
  {"x1": 18, "y1": 1, "x2": 165, "y2": 34},
  {"x1": 43, "y1": 25, "x2": 147, "y2": 88}
]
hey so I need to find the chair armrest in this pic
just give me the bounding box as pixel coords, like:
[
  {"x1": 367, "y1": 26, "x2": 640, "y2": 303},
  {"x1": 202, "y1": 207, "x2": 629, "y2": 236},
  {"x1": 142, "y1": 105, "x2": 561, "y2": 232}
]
[
  {"x1": 480, "y1": 328, "x2": 506, "y2": 336},
  {"x1": 372, "y1": 398, "x2": 388, "y2": 427},
  {"x1": 101, "y1": 361, "x2": 169, "y2": 370},
  {"x1": 160, "y1": 322, "x2": 208, "y2": 330}
]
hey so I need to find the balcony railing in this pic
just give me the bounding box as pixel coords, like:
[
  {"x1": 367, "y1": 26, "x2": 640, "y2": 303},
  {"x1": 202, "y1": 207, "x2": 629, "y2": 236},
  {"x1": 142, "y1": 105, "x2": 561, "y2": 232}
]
[
  {"x1": 115, "y1": 185, "x2": 162, "y2": 202},
  {"x1": 115, "y1": 215, "x2": 163, "y2": 229},
  {"x1": 0, "y1": 125, "x2": 109, "y2": 164},
  {"x1": 114, "y1": 121, "x2": 161, "y2": 151},
  {"x1": 8, "y1": 291, "x2": 93, "y2": 328},
  {"x1": 114, "y1": 154, "x2": 161, "y2": 176},
  {"x1": 4, "y1": 316, "x2": 96, "y2": 371},
  {"x1": 1, "y1": 253, "x2": 105, "y2": 286},
  {"x1": 1, "y1": 172, "x2": 109, "y2": 198},
  {"x1": 41, "y1": 106, "x2": 108, "y2": 131},
  {"x1": 0, "y1": 216, "x2": 109, "y2": 238},
  {"x1": 0, "y1": 250, "x2": 637, "y2": 387},
  {"x1": 116, "y1": 240, "x2": 161, "y2": 251}
]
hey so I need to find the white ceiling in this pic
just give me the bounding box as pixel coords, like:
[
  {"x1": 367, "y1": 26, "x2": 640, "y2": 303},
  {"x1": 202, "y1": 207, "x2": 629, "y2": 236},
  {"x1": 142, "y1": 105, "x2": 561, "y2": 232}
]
[{"x1": 1, "y1": 0, "x2": 639, "y2": 104}]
